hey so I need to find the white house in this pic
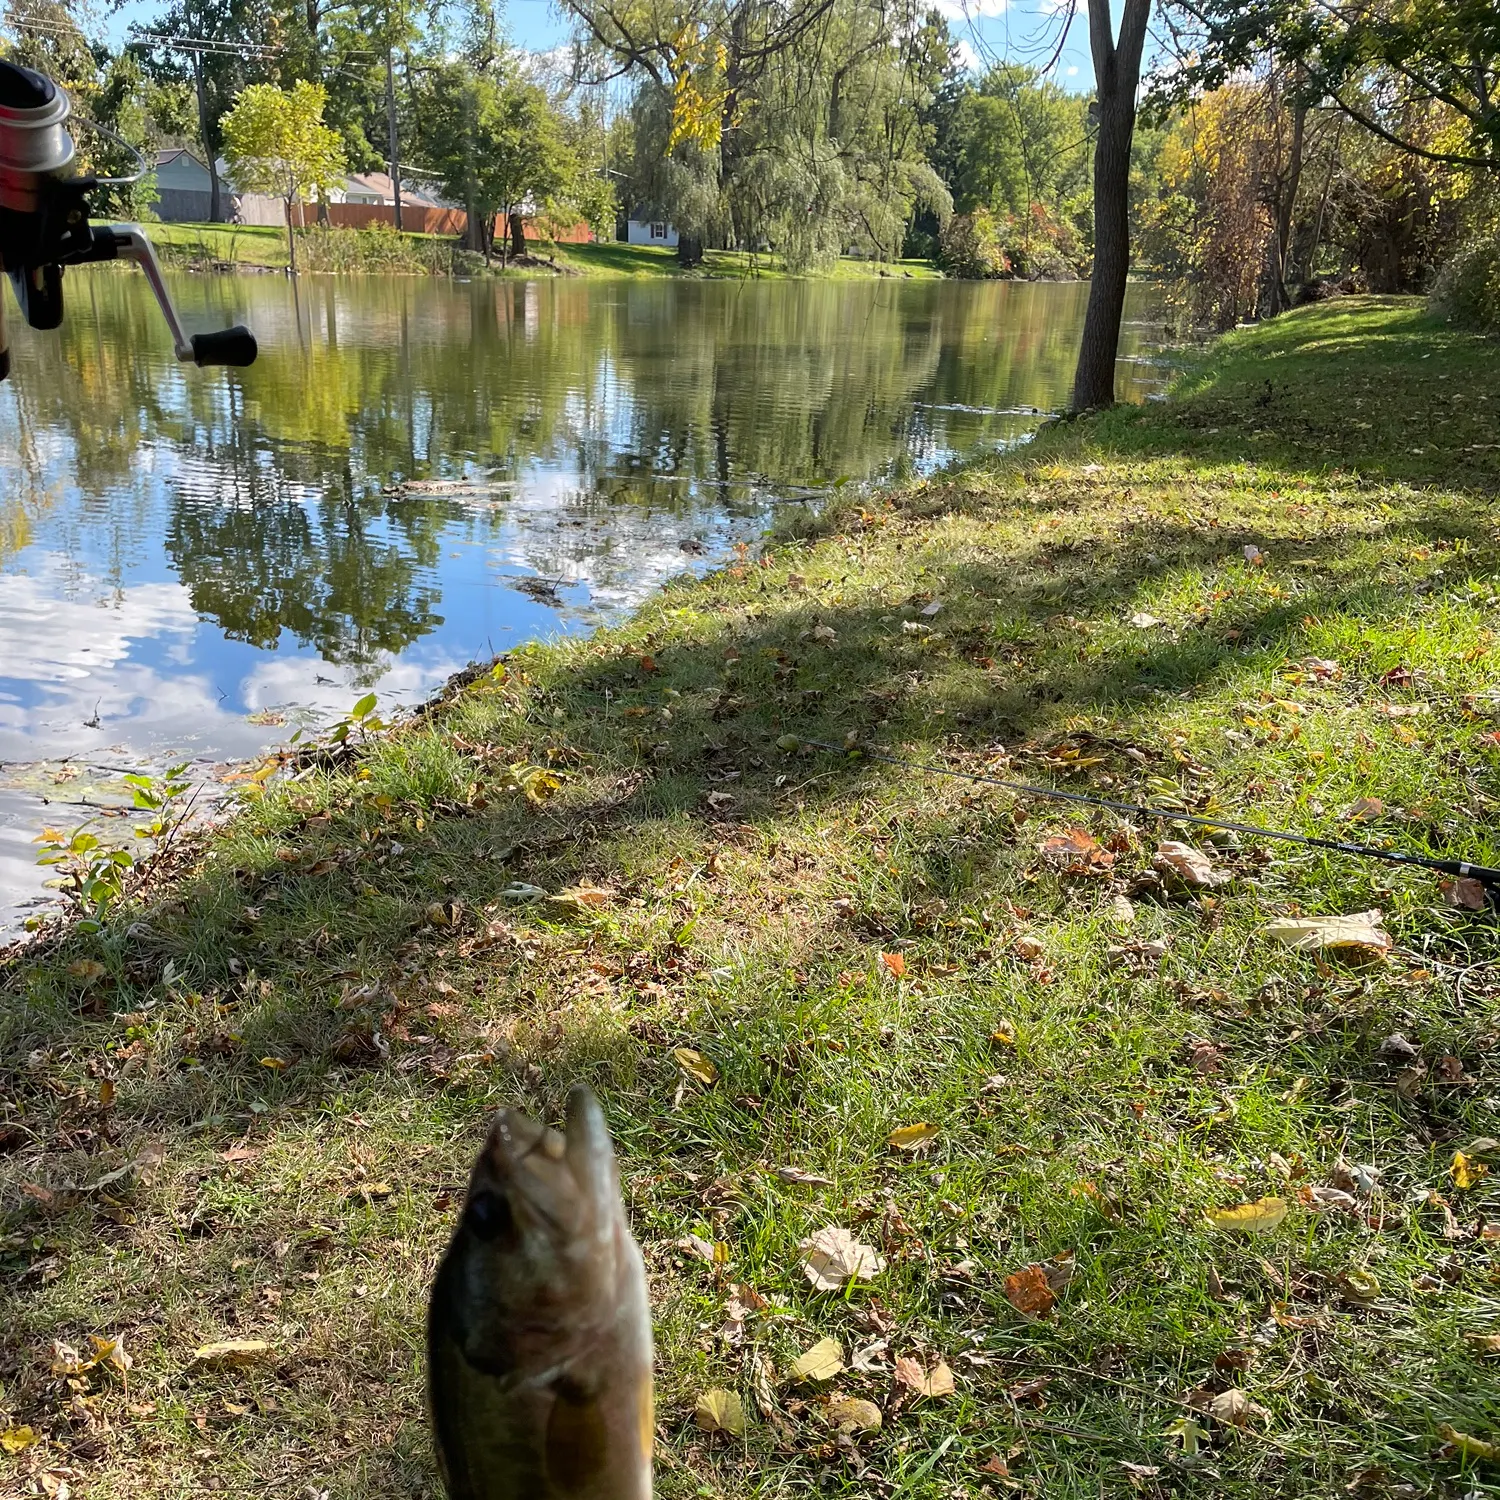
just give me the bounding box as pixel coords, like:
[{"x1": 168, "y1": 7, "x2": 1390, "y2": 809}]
[
  {"x1": 626, "y1": 217, "x2": 678, "y2": 247},
  {"x1": 152, "y1": 149, "x2": 233, "y2": 222},
  {"x1": 337, "y1": 171, "x2": 444, "y2": 209}
]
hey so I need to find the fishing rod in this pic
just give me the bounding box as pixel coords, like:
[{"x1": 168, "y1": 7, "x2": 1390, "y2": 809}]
[
  {"x1": 800, "y1": 738, "x2": 1500, "y2": 895},
  {"x1": 0, "y1": 59, "x2": 257, "y2": 383}
]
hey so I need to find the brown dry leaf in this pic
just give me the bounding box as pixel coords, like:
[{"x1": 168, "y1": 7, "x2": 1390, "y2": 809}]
[
  {"x1": 1443, "y1": 877, "x2": 1489, "y2": 912},
  {"x1": 1002, "y1": 1264, "x2": 1056, "y2": 1319},
  {"x1": 1439, "y1": 1425, "x2": 1500, "y2": 1461},
  {"x1": 1208, "y1": 1197, "x2": 1289, "y2": 1233},
  {"x1": 1153, "y1": 841, "x2": 1229, "y2": 889},
  {"x1": 789, "y1": 1337, "x2": 844, "y2": 1382},
  {"x1": 773, "y1": 1166, "x2": 834, "y2": 1187},
  {"x1": 549, "y1": 886, "x2": 616, "y2": 913},
  {"x1": 1343, "y1": 798, "x2": 1385, "y2": 823},
  {"x1": 1262, "y1": 911, "x2": 1391, "y2": 958},
  {"x1": 980, "y1": 1455, "x2": 1011, "y2": 1476},
  {"x1": 1129, "y1": 612, "x2": 1163, "y2": 629},
  {"x1": 638, "y1": 654, "x2": 658, "y2": 674},
  {"x1": 1452, "y1": 1152, "x2": 1489, "y2": 1190},
  {"x1": 191, "y1": 1339, "x2": 276, "y2": 1370},
  {"x1": 826, "y1": 1397, "x2": 882, "y2": 1434},
  {"x1": 887, "y1": 1123, "x2": 939, "y2": 1151},
  {"x1": 799, "y1": 1226, "x2": 886, "y2": 1291},
  {"x1": 694, "y1": 1388, "x2": 746, "y2": 1437},
  {"x1": 66, "y1": 958, "x2": 107, "y2": 985},
  {"x1": 1465, "y1": 1333, "x2": 1500, "y2": 1356},
  {"x1": 86, "y1": 1334, "x2": 131, "y2": 1379},
  {"x1": 894, "y1": 1356, "x2": 955, "y2": 1398},
  {"x1": 1044, "y1": 1250, "x2": 1077, "y2": 1291},
  {"x1": 880, "y1": 951, "x2": 907, "y2": 978},
  {"x1": 672, "y1": 1048, "x2": 719, "y2": 1087},
  {"x1": 0, "y1": 1425, "x2": 39, "y2": 1454},
  {"x1": 1207, "y1": 1388, "x2": 1270, "y2": 1429},
  {"x1": 1039, "y1": 828, "x2": 1115, "y2": 875}
]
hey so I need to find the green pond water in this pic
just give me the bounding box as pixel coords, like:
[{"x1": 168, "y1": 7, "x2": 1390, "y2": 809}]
[{"x1": 0, "y1": 271, "x2": 1165, "y2": 930}]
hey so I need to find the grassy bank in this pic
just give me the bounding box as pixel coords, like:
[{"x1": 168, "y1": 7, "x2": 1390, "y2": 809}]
[
  {"x1": 4, "y1": 297, "x2": 1500, "y2": 1499},
  {"x1": 149, "y1": 222, "x2": 943, "y2": 280}
]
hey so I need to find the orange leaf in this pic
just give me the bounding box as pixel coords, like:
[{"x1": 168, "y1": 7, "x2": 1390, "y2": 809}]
[
  {"x1": 1003, "y1": 1264, "x2": 1056, "y2": 1319},
  {"x1": 880, "y1": 951, "x2": 907, "y2": 978}
]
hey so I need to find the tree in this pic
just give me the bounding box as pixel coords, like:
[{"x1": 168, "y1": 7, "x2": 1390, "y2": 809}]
[
  {"x1": 1071, "y1": 0, "x2": 1152, "y2": 411},
  {"x1": 414, "y1": 60, "x2": 574, "y2": 262},
  {"x1": 222, "y1": 81, "x2": 347, "y2": 273}
]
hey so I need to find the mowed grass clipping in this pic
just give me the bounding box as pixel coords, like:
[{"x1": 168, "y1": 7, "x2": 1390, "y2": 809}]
[{"x1": 3, "y1": 295, "x2": 1500, "y2": 1498}]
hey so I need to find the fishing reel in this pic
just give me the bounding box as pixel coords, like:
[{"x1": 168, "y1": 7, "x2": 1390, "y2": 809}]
[{"x1": 0, "y1": 59, "x2": 256, "y2": 383}]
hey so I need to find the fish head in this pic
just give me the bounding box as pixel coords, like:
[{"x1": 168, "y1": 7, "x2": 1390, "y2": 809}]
[{"x1": 445, "y1": 1084, "x2": 628, "y2": 1376}]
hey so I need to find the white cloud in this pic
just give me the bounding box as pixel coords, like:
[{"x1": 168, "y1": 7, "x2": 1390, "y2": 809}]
[
  {"x1": 1067, "y1": 65, "x2": 1080, "y2": 75},
  {"x1": 953, "y1": 38, "x2": 983, "y2": 71},
  {"x1": 928, "y1": 0, "x2": 1007, "y2": 20}
]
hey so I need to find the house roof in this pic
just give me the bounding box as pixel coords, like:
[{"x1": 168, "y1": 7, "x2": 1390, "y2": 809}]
[{"x1": 343, "y1": 171, "x2": 441, "y2": 207}]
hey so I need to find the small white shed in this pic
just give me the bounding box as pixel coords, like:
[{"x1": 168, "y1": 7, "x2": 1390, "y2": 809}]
[{"x1": 626, "y1": 218, "x2": 678, "y2": 247}]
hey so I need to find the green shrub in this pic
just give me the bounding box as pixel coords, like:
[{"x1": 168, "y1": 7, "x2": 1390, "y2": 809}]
[
  {"x1": 937, "y1": 209, "x2": 1011, "y2": 279},
  {"x1": 1431, "y1": 237, "x2": 1500, "y2": 333}
]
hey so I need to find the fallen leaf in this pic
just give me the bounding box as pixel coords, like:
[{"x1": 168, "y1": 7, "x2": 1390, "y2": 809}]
[
  {"x1": 879, "y1": 951, "x2": 907, "y2": 978},
  {"x1": 1208, "y1": 1197, "x2": 1289, "y2": 1233},
  {"x1": 191, "y1": 1339, "x2": 276, "y2": 1370},
  {"x1": 1452, "y1": 1152, "x2": 1489, "y2": 1190},
  {"x1": 1040, "y1": 828, "x2": 1115, "y2": 874},
  {"x1": 1377, "y1": 1033, "x2": 1420, "y2": 1065},
  {"x1": 1153, "y1": 841, "x2": 1228, "y2": 889},
  {"x1": 1464, "y1": 1333, "x2": 1500, "y2": 1355},
  {"x1": 638, "y1": 654, "x2": 658, "y2": 673},
  {"x1": 790, "y1": 1337, "x2": 844, "y2": 1382},
  {"x1": 1002, "y1": 1264, "x2": 1056, "y2": 1319},
  {"x1": 981, "y1": 1454, "x2": 1011, "y2": 1476},
  {"x1": 773, "y1": 1165, "x2": 834, "y2": 1187},
  {"x1": 499, "y1": 882, "x2": 547, "y2": 903},
  {"x1": 1343, "y1": 798, "x2": 1384, "y2": 823},
  {"x1": 894, "y1": 1356, "x2": 955, "y2": 1398},
  {"x1": 675, "y1": 1234, "x2": 719, "y2": 1263},
  {"x1": 548, "y1": 886, "x2": 616, "y2": 912},
  {"x1": 694, "y1": 1388, "x2": 746, "y2": 1437},
  {"x1": 1439, "y1": 1424, "x2": 1499, "y2": 1461},
  {"x1": 1207, "y1": 1388, "x2": 1270, "y2": 1429},
  {"x1": 1129, "y1": 612, "x2": 1163, "y2": 628},
  {"x1": 1164, "y1": 1416, "x2": 1205, "y2": 1454},
  {"x1": 1242, "y1": 545, "x2": 1264, "y2": 564},
  {"x1": 1262, "y1": 910, "x2": 1391, "y2": 958},
  {"x1": 809, "y1": 624, "x2": 837, "y2": 643},
  {"x1": 1338, "y1": 1269, "x2": 1381, "y2": 1304},
  {"x1": 673, "y1": 1048, "x2": 719, "y2": 1086},
  {"x1": 799, "y1": 1226, "x2": 886, "y2": 1291},
  {"x1": 1443, "y1": 877, "x2": 1489, "y2": 912},
  {"x1": 0, "y1": 1425, "x2": 39, "y2": 1453},
  {"x1": 1109, "y1": 894, "x2": 1136, "y2": 924},
  {"x1": 87, "y1": 1334, "x2": 131, "y2": 1378},
  {"x1": 258, "y1": 1057, "x2": 288, "y2": 1071},
  {"x1": 67, "y1": 958, "x2": 107, "y2": 984},
  {"x1": 887, "y1": 1123, "x2": 939, "y2": 1151},
  {"x1": 826, "y1": 1396, "x2": 881, "y2": 1433}
]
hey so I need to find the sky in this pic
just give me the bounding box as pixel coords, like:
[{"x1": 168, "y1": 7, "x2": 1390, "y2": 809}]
[{"x1": 102, "y1": 0, "x2": 1108, "y2": 94}]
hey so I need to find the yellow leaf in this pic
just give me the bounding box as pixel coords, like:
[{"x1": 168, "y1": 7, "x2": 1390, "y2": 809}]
[
  {"x1": 191, "y1": 1339, "x2": 276, "y2": 1369},
  {"x1": 0, "y1": 1424, "x2": 39, "y2": 1453},
  {"x1": 790, "y1": 1337, "x2": 844, "y2": 1382},
  {"x1": 1262, "y1": 911, "x2": 1391, "y2": 958},
  {"x1": 799, "y1": 1226, "x2": 886, "y2": 1291},
  {"x1": 1465, "y1": 1333, "x2": 1500, "y2": 1355},
  {"x1": 673, "y1": 1048, "x2": 718, "y2": 1086},
  {"x1": 694, "y1": 1387, "x2": 746, "y2": 1436},
  {"x1": 87, "y1": 1334, "x2": 132, "y2": 1378},
  {"x1": 887, "y1": 1123, "x2": 939, "y2": 1151},
  {"x1": 1207, "y1": 1197, "x2": 1289, "y2": 1233},
  {"x1": 1453, "y1": 1152, "x2": 1490, "y2": 1190},
  {"x1": 259, "y1": 1057, "x2": 288, "y2": 1070},
  {"x1": 826, "y1": 1397, "x2": 882, "y2": 1433},
  {"x1": 1440, "y1": 1424, "x2": 1500, "y2": 1461},
  {"x1": 67, "y1": 958, "x2": 107, "y2": 984}
]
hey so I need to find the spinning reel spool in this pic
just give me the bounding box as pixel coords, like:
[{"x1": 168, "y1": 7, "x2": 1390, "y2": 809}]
[{"x1": 0, "y1": 58, "x2": 256, "y2": 382}]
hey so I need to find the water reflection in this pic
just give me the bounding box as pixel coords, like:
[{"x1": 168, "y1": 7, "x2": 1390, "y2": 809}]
[{"x1": 0, "y1": 273, "x2": 1162, "y2": 929}]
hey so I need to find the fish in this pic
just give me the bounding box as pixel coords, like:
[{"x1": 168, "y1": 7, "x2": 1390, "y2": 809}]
[{"x1": 427, "y1": 1084, "x2": 654, "y2": 1499}]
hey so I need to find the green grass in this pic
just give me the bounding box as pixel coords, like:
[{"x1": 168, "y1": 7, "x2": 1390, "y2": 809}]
[
  {"x1": 146, "y1": 222, "x2": 944, "y2": 280},
  {"x1": 4, "y1": 296, "x2": 1500, "y2": 1498}
]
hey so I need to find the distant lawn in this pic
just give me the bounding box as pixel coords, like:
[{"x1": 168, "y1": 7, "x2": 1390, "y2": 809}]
[{"x1": 145, "y1": 223, "x2": 943, "y2": 280}]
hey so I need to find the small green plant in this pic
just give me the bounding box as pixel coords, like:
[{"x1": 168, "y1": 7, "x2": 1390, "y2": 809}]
[
  {"x1": 33, "y1": 763, "x2": 195, "y2": 931},
  {"x1": 327, "y1": 691, "x2": 384, "y2": 745}
]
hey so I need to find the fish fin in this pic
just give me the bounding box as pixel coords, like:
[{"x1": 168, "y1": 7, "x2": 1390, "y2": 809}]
[
  {"x1": 544, "y1": 1375, "x2": 610, "y2": 1493},
  {"x1": 564, "y1": 1084, "x2": 619, "y2": 1225},
  {"x1": 638, "y1": 1375, "x2": 655, "y2": 1466}
]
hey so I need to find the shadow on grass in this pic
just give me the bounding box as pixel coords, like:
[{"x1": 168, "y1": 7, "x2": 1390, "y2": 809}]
[{"x1": 3, "y1": 295, "x2": 1500, "y2": 1496}]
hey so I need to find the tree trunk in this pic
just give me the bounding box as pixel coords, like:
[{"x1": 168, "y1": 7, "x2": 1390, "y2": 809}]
[
  {"x1": 677, "y1": 234, "x2": 704, "y2": 268},
  {"x1": 1070, "y1": 0, "x2": 1151, "y2": 413},
  {"x1": 193, "y1": 51, "x2": 220, "y2": 223},
  {"x1": 1270, "y1": 97, "x2": 1307, "y2": 313},
  {"x1": 284, "y1": 196, "x2": 298, "y2": 276},
  {"x1": 509, "y1": 210, "x2": 526, "y2": 260}
]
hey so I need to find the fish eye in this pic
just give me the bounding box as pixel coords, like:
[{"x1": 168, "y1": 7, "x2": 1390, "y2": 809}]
[{"x1": 465, "y1": 1189, "x2": 513, "y2": 1243}]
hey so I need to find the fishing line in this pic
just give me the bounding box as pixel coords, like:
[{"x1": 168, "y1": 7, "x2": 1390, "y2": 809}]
[{"x1": 800, "y1": 738, "x2": 1500, "y2": 890}]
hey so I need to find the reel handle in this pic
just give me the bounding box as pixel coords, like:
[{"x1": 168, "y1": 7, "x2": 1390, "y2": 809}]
[{"x1": 190, "y1": 325, "x2": 258, "y2": 368}]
